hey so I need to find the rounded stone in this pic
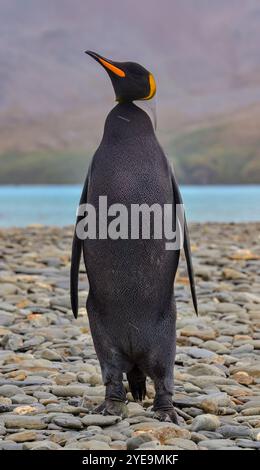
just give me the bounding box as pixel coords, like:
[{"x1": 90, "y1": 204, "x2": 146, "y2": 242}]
[
  {"x1": 191, "y1": 414, "x2": 221, "y2": 432},
  {"x1": 30, "y1": 441, "x2": 62, "y2": 450},
  {"x1": 40, "y1": 349, "x2": 62, "y2": 361},
  {"x1": 64, "y1": 440, "x2": 111, "y2": 450},
  {"x1": 218, "y1": 425, "x2": 254, "y2": 439},
  {"x1": 127, "y1": 434, "x2": 153, "y2": 450},
  {"x1": 12, "y1": 394, "x2": 38, "y2": 405},
  {"x1": 53, "y1": 416, "x2": 83, "y2": 430},
  {"x1": 6, "y1": 430, "x2": 38, "y2": 442},
  {"x1": 187, "y1": 364, "x2": 226, "y2": 377},
  {"x1": 198, "y1": 439, "x2": 236, "y2": 450},
  {"x1": 164, "y1": 438, "x2": 198, "y2": 450},
  {"x1": 4, "y1": 415, "x2": 47, "y2": 430},
  {"x1": 0, "y1": 385, "x2": 21, "y2": 397},
  {"x1": 81, "y1": 414, "x2": 122, "y2": 427}
]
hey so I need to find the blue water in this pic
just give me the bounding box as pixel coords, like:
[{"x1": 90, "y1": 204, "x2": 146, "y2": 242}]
[{"x1": 0, "y1": 185, "x2": 259, "y2": 227}]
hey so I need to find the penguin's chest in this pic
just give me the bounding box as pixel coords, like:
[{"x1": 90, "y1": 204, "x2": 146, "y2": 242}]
[{"x1": 89, "y1": 138, "x2": 172, "y2": 207}]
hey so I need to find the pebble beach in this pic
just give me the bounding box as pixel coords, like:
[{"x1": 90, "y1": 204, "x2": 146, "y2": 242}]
[{"x1": 0, "y1": 223, "x2": 260, "y2": 450}]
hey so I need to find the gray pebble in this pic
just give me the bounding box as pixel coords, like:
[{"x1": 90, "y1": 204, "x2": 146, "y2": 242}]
[
  {"x1": 81, "y1": 414, "x2": 121, "y2": 427},
  {"x1": 12, "y1": 394, "x2": 38, "y2": 404},
  {"x1": 127, "y1": 434, "x2": 153, "y2": 450},
  {"x1": 236, "y1": 439, "x2": 260, "y2": 449},
  {"x1": 191, "y1": 414, "x2": 220, "y2": 432},
  {"x1": 199, "y1": 439, "x2": 236, "y2": 449},
  {"x1": 53, "y1": 416, "x2": 83, "y2": 430},
  {"x1": 0, "y1": 384, "x2": 21, "y2": 397},
  {"x1": 218, "y1": 425, "x2": 254, "y2": 439},
  {"x1": 4, "y1": 415, "x2": 48, "y2": 430},
  {"x1": 0, "y1": 441, "x2": 23, "y2": 450}
]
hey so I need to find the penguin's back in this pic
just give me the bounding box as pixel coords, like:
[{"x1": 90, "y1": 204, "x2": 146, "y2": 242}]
[{"x1": 84, "y1": 103, "x2": 179, "y2": 317}]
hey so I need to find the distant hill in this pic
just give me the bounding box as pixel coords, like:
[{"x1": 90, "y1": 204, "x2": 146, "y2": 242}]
[{"x1": 0, "y1": 0, "x2": 260, "y2": 184}]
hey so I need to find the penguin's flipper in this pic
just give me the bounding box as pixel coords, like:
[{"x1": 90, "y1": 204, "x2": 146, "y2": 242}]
[
  {"x1": 70, "y1": 170, "x2": 90, "y2": 319},
  {"x1": 170, "y1": 167, "x2": 198, "y2": 315}
]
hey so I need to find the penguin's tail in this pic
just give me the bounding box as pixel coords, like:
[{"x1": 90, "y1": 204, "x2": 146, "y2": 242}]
[
  {"x1": 127, "y1": 366, "x2": 146, "y2": 401},
  {"x1": 70, "y1": 230, "x2": 82, "y2": 319}
]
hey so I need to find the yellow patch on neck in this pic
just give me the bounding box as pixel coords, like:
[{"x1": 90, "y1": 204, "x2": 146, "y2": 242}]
[{"x1": 143, "y1": 73, "x2": 156, "y2": 100}]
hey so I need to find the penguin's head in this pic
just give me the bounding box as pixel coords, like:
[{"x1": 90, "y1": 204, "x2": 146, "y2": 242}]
[{"x1": 85, "y1": 51, "x2": 156, "y2": 103}]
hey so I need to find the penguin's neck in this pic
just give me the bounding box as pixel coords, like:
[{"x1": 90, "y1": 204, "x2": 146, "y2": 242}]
[{"x1": 102, "y1": 102, "x2": 155, "y2": 144}]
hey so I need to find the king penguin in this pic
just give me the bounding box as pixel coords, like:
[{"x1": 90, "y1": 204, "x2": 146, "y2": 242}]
[{"x1": 71, "y1": 51, "x2": 198, "y2": 422}]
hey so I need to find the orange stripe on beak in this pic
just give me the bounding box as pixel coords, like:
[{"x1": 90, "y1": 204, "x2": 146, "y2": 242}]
[{"x1": 99, "y1": 58, "x2": 125, "y2": 77}]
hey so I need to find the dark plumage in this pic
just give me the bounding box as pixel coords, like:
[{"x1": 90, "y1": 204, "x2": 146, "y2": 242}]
[{"x1": 70, "y1": 52, "x2": 197, "y2": 421}]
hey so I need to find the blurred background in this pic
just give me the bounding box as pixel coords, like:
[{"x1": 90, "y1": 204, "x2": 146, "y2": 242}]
[{"x1": 0, "y1": 0, "x2": 260, "y2": 225}]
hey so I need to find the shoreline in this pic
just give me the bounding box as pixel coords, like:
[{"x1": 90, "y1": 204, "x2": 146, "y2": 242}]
[{"x1": 0, "y1": 221, "x2": 260, "y2": 229}]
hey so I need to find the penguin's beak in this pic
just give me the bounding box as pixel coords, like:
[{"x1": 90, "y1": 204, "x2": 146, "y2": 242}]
[{"x1": 85, "y1": 51, "x2": 125, "y2": 78}]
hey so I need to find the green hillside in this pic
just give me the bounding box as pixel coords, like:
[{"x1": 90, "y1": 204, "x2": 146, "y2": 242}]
[
  {"x1": 171, "y1": 122, "x2": 260, "y2": 184},
  {"x1": 0, "y1": 106, "x2": 259, "y2": 185},
  {"x1": 0, "y1": 150, "x2": 90, "y2": 185}
]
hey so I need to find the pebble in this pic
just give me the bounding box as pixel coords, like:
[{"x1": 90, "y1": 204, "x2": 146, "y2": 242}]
[
  {"x1": 0, "y1": 283, "x2": 18, "y2": 295},
  {"x1": 81, "y1": 414, "x2": 122, "y2": 427},
  {"x1": 218, "y1": 424, "x2": 254, "y2": 439},
  {"x1": 187, "y1": 364, "x2": 226, "y2": 377},
  {"x1": 127, "y1": 402, "x2": 146, "y2": 417},
  {"x1": 235, "y1": 439, "x2": 260, "y2": 449},
  {"x1": 137, "y1": 441, "x2": 160, "y2": 449},
  {"x1": 0, "y1": 384, "x2": 21, "y2": 397},
  {"x1": 191, "y1": 414, "x2": 220, "y2": 432},
  {"x1": 52, "y1": 416, "x2": 83, "y2": 429},
  {"x1": 241, "y1": 407, "x2": 260, "y2": 416},
  {"x1": 40, "y1": 349, "x2": 62, "y2": 361},
  {"x1": 180, "y1": 325, "x2": 216, "y2": 340},
  {"x1": 232, "y1": 371, "x2": 253, "y2": 385},
  {"x1": 198, "y1": 439, "x2": 236, "y2": 450},
  {"x1": 151, "y1": 424, "x2": 191, "y2": 442},
  {"x1": 245, "y1": 365, "x2": 260, "y2": 378},
  {"x1": 64, "y1": 440, "x2": 111, "y2": 450},
  {"x1": 104, "y1": 429, "x2": 127, "y2": 441},
  {"x1": 127, "y1": 434, "x2": 153, "y2": 450},
  {"x1": 181, "y1": 347, "x2": 216, "y2": 360},
  {"x1": 4, "y1": 415, "x2": 48, "y2": 430},
  {"x1": 164, "y1": 438, "x2": 198, "y2": 450},
  {"x1": 55, "y1": 372, "x2": 77, "y2": 386},
  {"x1": 222, "y1": 268, "x2": 247, "y2": 280},
  {"x1": 199, "y1": 431, "x2": 224, "y2": 439},
  {"x1": 0, "y1": 425, "x2": 7, "y2": 436},
  {"x1": 87, "y1": 433, "x2": 111, "y2": 444},
  {"x1": 6, "y1": 430, "x2": 38, "y2": 442},
  {"x1": 111, "y1": 440, "x2": 127, "y2": 450},
  {"x1": 51, "y1": 385, "x2": 87, "y2": 397},
  {"x1": 12, "y1": 394, "x2": 38, "y2": 405},
  {"x1": 203, "y1": 340, "x2": 230, "y2": 354},
  {"x1": 30, "y1": 441, "x2": 62, "y2": 450},
  {"x1": 0, "y1": 441, "x2": 23, "y2": 450}
]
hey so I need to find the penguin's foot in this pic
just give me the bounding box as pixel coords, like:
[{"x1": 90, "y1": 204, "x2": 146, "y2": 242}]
[
  {"x1": 152, "y1": 392, "x2": 178, "y2": 423},
  {"x1": 94, "y1": 399, "x2": 128, "y2": 418},
  {"x1": 152, "y1": 407, "x2": 179, "y2": 424}
]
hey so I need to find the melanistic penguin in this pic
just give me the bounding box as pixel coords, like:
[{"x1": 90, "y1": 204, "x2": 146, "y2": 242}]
[{"x1": 71, "y1": 51, "x2": 197, "y2": 422}]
